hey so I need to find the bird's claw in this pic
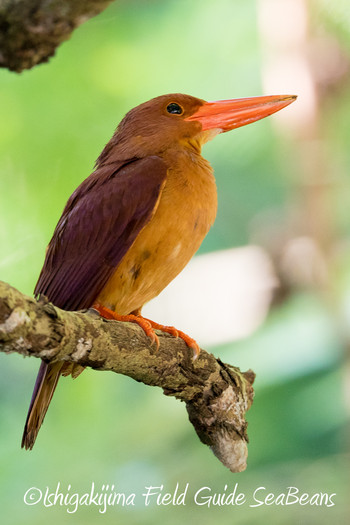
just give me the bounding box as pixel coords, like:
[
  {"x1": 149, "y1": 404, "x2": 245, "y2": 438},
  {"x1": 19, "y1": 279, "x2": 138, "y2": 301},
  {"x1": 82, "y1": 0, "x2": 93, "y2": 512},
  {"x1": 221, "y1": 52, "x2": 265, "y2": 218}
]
[
  {"x1": 93, "y1": 304, "x2": 199, "y2": 357},
  {"x1": 92, "y1": 303, "x2": 161, "y2": 349},
  {"x1": 143, "y1": 318, "x2": 200, "y2": 358},
  {"x1": 176, "y1": 329, "x2": 200, "y2": 359},
  {"x1": 135, "y1": 317, "x2": 160, "y2": 350}
]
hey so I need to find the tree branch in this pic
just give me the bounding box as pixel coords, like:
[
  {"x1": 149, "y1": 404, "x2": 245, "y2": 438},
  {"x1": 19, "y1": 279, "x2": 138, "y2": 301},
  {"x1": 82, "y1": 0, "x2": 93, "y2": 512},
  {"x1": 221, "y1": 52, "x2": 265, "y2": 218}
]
[
  {"x1": 0, "y1": 280, "x2": 255, "y2": 472},
  {"x1": 0, "y1": 0, "x2": 115, "y2": 72}
]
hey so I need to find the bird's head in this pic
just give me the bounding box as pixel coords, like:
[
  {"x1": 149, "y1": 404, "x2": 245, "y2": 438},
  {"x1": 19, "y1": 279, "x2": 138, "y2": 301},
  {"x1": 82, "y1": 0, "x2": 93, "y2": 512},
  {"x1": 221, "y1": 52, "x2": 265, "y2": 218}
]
[{"x1": 97, "y1": 93, "x2": 296, "y2": 164}]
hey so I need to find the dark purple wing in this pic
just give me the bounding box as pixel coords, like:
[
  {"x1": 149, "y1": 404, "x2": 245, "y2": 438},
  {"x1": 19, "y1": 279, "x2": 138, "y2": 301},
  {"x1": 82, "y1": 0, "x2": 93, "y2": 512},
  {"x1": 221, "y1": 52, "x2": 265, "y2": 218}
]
[{"x1": 35, "y1": 156, "x2": 167, "y2": 310}]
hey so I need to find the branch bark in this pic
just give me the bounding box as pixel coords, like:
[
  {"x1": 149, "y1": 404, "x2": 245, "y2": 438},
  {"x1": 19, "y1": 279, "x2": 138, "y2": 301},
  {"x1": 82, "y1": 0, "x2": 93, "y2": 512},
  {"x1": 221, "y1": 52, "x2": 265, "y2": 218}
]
[
  {"x1": 0, "y1": 0, "x2": 115, "y2": 72},
  {"x1": 0, "y1": 280, "x2": 255, "y2": 472}
]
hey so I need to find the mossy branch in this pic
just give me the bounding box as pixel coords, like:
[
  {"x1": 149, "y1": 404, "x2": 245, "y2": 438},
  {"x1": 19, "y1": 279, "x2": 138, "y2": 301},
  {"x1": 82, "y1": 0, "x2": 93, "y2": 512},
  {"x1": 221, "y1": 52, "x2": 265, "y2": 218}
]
[{"x1": 0, "y1": 280, "x2": 255, "y2": 472}]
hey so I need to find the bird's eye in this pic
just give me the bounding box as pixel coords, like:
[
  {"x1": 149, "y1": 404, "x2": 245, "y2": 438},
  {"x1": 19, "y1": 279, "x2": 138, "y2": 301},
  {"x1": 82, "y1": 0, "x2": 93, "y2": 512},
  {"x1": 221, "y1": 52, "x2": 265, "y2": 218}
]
[{"x1": 166, "y1": 103, "x2": 183, "y2": 115}]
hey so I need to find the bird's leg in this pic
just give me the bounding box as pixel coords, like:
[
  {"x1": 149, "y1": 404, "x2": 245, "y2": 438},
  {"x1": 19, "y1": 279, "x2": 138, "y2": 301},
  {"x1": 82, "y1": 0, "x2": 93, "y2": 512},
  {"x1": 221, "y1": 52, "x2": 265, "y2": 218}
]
[
  {"x1": 92, "y1": 303, "x2": 200, "y2": 357},
  {"x1": 92, "y1": 303, "x2": 160, "y2": 348}
]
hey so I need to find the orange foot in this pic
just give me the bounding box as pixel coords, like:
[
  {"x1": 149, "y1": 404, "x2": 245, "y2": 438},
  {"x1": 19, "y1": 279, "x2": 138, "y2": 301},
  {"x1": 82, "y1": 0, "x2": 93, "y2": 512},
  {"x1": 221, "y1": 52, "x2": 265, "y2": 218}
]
[
  {"x1": 143, "y1": 317, "x2": 200, "y2": 358},
  {"x1": 92, "y1": 303, "x2": 200, "y2": 358}
]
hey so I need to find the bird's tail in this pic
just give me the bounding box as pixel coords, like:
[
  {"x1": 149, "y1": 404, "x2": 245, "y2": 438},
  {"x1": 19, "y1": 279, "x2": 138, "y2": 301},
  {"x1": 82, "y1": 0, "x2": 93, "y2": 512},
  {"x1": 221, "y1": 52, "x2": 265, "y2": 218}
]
[{"x1": 21, "y1": 361, "x2": 63, "y2": 450}]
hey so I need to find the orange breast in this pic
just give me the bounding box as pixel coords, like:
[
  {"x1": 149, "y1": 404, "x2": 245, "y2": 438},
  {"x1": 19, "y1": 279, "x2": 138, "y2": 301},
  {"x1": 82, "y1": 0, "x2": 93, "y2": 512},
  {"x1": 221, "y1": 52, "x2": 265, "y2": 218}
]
[{"x1": 96, "y1": 149, "x2": 217, "y2": 314}]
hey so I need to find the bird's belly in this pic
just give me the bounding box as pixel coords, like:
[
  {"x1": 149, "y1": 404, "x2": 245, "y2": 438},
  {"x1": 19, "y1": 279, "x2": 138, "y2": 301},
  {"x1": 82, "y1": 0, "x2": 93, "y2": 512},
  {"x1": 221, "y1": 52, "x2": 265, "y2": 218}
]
[{"x1": 97, "y1": 173, "x2": 217, "y2": 314}]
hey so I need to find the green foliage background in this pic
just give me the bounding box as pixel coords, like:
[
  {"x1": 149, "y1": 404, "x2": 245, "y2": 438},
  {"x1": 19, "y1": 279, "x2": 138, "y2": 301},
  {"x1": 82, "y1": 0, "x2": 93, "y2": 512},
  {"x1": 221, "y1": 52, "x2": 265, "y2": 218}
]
[{"x1": 0, "y1": 0, "x2": 349, "y2": 523}]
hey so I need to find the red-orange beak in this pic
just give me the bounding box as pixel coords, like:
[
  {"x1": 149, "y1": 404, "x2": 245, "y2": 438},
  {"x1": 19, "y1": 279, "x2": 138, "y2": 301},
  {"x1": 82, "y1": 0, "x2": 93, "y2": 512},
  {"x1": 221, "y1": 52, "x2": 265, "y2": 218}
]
[{"x1": 185, "y1": 94, "x2": 297, "y2": 132}]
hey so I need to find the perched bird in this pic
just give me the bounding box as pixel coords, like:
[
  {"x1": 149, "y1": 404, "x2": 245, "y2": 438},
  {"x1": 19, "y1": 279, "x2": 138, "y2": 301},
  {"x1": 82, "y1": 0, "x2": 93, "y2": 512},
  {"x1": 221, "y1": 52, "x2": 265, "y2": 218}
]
[{"x1": 22, "y1": 92, "x2": 296, "y2": 450}]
